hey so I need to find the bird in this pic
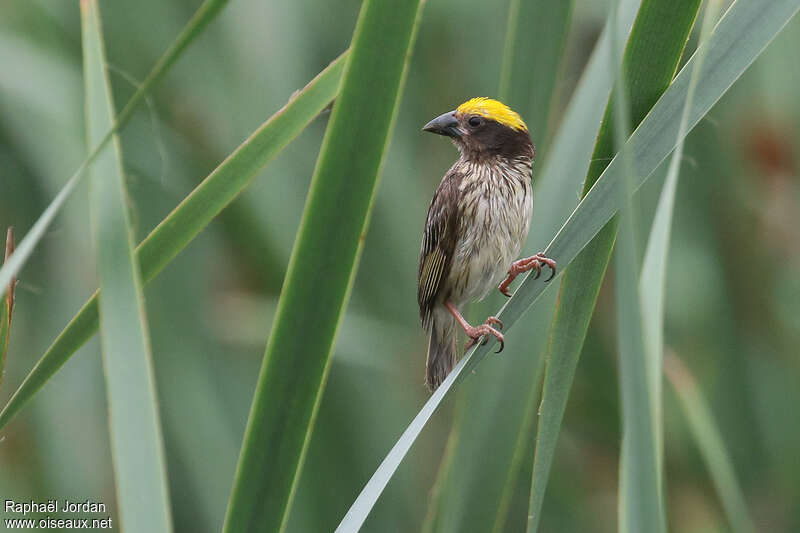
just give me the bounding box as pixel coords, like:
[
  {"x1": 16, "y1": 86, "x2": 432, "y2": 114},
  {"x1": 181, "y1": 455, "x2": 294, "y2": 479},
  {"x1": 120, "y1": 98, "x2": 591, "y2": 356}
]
[{"x1": 418, "y1": 97, "x2": 556, "y2": 391}]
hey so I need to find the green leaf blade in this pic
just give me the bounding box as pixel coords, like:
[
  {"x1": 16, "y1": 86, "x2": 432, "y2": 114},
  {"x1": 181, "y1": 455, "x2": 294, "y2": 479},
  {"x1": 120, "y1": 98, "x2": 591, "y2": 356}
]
[
  {"x1": 637, "y1": 0, "x2": 722, "y2": 496},
  {"x1": 0, "y1": 53, "x2": 346, "y2": 431},
  {"x1": 616, "y1": 209, "x2": 662, "y2": 533},
  {"x1": 529, "y1": 0, "x2": 702, "y2": 530},
  {"x1": 612, "y1": 21, "x2": 662, "y2": 527},
  {"x1": 222, "y1": 0, "x2": 424, "y2": 531},
  {"x1": 82, "y1": 1, "x2": 172, "y2": 530}
]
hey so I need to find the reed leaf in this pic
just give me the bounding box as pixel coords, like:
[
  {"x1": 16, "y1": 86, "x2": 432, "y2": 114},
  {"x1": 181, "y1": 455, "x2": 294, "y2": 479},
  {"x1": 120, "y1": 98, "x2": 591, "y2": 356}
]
[
  {"x1": 82, "y1": 1, "x2": 172, "y2": 530},
  {"x1": 614, "y1": 0, "x2": 724, "y2": 528},
  {"x1": 638, "y1": 0, "x2": 721, "y2": 497},
  {"x1": 494, "y1": 1, "x2": 647, "y2": 530},
  {"x1": 610, "y1": 2, "x2": 663, "y2": 527},
  {"x1": 222, "y1": 0, "x2": 424, "y2": 531},
  {"x1": 529, "y1": 0, "x2": 701, "y2": 530}
]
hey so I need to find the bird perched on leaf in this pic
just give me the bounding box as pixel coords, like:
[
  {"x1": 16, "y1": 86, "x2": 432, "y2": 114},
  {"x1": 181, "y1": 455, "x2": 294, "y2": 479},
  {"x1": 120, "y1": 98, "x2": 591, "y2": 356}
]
[{"x1": 418, "y1": 97, "x2": 556, "y2": 391}]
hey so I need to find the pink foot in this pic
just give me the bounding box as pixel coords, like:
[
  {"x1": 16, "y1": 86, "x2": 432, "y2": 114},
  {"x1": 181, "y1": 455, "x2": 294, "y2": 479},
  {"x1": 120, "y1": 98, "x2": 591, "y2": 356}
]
[
  {"x1": 464, "y1": 316, "x2": 505, "y2": 353},
  {"x1": 444, "y1": 302, "x2": 505, "y2": 353},
  {"x1": 498, "y1": 253, "x2": 557, "y2": 297}
]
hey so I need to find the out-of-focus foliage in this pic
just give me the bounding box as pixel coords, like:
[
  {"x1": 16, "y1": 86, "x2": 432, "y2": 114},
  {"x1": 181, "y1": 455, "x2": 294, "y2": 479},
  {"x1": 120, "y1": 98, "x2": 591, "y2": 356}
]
[
  {"x1": 82, "y1": 1, "x2": 173, "y2": 530},
  {"x1": 0, "y1": 1, "x2": 799, "y2": 532}
]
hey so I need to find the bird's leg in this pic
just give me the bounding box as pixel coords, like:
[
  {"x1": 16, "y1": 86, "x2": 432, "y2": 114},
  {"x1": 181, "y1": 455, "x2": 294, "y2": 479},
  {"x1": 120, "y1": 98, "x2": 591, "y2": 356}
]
[
  {"x1": 498, "y1": 253, "x2": 557, "y2": 297},
  {"x1": 444, "y1": 301, "x2": 505, "y2": 353}
]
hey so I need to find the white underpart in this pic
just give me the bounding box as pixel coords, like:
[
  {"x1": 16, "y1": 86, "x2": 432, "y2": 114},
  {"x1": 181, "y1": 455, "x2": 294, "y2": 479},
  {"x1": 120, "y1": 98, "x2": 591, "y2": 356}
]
[{"x1": 448, "y1": 157, "x2": 533, "y2": 306}]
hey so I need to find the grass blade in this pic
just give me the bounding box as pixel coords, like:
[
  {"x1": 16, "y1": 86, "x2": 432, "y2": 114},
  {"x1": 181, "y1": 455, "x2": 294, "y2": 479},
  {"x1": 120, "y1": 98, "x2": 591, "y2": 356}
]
[
  {"x1": 82, "y1": 1, "x2": 172, "y2": 530},
  {"x1": 665, "y1": 353, "x2": 758, "y2": 533},
  {"x1": 221, "y1": 0, "x2": 424, "y2": 531},
  {"x1": 337, "y1": 0, "x2": 800, "y2": 528},
  {"x1": 0, "y1": 0, "x2": 230, "y2": 309},
  {"x1": 529, "y1": 0, "x2": 701, "y2": 530},
  {"x1": 638, "y1": 0, "x2": 721, "y2": 494},
  {"x1": 615, "y1": 144, "x2": 662, "y2": 533},
  {"x1": 494, "y1": 2, "x2": 649, "y2": 530},
  {"x1": 610, "y1": 1, "x2": 664, "y2": 526},
  {"x1": 0, "y1": 52, "x2": 346, "y2": 431},
  {"x1": 616, "y1": 0, "x2": 722, "y2": 529},
  {"x1": 489, "y1": 14, "x2": 653, "y2": 526},
  {"x1": 0, "y1": 228, "x2": 14, "y2": 392}
]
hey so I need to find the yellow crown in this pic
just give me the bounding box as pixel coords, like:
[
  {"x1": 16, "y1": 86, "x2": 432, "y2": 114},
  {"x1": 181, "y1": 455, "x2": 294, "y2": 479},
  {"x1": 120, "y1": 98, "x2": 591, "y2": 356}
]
[{"x1": 456, "y1": 97, "x2": 527, "y2": 131}]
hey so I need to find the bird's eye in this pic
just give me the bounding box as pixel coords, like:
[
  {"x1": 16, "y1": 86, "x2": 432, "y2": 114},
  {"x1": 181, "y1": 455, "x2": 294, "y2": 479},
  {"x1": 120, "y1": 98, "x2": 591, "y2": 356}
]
[{"x1": 468, "y1": 116, "x2": 482, "y2": 128}]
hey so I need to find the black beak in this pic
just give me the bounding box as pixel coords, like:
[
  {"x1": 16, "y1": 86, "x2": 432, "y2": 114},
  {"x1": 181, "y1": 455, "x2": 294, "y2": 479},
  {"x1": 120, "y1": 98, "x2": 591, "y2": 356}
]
[{"x1": 422, "y1": 110, "x2": 461, "y2": 138}]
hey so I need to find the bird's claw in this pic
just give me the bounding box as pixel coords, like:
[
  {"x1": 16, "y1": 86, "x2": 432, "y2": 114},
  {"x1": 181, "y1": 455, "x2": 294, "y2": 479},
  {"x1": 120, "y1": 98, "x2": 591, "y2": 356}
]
[
  {"x1": 538, "y1": 255, "x2": 557, "y2": 282},
  {"x1": 464, "y1": 317, "x2": 505, "y2": 353},
  {"x1": 485, "y1": 315, "x2": 503, "y2": 330},
  {"x1": 498, "y1": 253, "x2": 557, "y2": 296}
]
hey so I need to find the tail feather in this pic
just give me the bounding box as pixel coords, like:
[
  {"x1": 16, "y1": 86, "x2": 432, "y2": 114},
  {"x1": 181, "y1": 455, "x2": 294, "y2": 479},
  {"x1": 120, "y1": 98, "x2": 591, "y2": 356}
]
[{"x1": 425, "y1": 311, "x2": 458, "y2": 391}]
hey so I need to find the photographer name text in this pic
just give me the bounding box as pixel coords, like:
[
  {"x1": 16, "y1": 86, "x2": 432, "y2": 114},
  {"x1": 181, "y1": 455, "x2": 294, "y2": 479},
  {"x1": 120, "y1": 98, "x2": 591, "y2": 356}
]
[{"x1": 5, "y1": 499, "x2": 106, "y2": 515}]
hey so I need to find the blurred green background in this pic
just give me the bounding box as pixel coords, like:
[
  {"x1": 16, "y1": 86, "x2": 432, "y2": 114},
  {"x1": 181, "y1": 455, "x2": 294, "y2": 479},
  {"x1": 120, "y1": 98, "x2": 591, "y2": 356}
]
[{"x1": 1, "y1": 0, "x2": 799, "y2": 531}]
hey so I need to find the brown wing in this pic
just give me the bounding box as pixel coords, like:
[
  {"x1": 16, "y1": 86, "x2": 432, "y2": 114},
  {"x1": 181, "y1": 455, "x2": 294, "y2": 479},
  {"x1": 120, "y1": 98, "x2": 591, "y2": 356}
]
[{"x1": 418, "y1": 170, "x2": 461, "y2": 329}]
